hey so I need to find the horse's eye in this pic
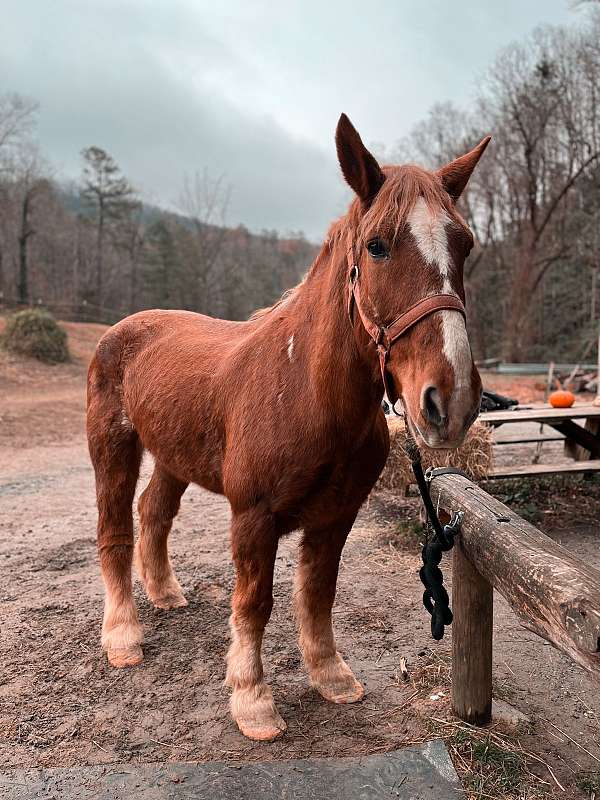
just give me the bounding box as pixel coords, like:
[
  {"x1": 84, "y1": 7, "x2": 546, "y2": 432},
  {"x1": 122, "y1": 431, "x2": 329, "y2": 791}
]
[{"x1": 366, "y1": 239, "x2": 388, "y2": 259}]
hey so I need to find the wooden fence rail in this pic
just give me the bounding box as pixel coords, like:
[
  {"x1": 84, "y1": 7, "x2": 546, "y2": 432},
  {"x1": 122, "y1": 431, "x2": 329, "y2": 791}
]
[{"x1": 428, "y1": 473, "x2": 600, "y2": 725}]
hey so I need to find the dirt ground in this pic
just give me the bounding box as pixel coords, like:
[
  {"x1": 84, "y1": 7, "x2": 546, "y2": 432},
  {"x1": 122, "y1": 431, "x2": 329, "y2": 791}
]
[{"x1": 1, "y1": 320, "x2": 599, "y2": 798}]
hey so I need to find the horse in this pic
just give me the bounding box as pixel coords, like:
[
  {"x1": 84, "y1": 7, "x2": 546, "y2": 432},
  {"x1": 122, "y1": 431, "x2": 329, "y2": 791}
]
[{"x1": 87, "y1": 113, "x2": 490, "y2": 741}]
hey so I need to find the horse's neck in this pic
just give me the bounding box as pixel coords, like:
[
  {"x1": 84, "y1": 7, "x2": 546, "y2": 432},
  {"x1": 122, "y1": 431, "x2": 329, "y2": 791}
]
[{"x1": 292, "y1": 241, "x2": 383, "y2": 429}]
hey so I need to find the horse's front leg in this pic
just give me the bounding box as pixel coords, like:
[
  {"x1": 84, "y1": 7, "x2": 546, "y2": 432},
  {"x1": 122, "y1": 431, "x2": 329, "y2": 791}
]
[
  {"x1": 295, "y1": 513, "x2": 364, "y2": 704},
  {"x1": 225, "y1": 505, "x2": 286, "y2": 741}
]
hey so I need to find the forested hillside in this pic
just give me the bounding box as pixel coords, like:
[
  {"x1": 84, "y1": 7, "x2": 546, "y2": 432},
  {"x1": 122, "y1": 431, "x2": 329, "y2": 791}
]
[{"x1": 0, "y1": 113, "x2": 316, "y2": 325}]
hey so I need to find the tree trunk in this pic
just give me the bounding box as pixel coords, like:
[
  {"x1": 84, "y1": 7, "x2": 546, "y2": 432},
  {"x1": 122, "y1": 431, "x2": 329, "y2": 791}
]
[
  {"x1": 501, "y1": 238, "x2": 536, "y2": 361},
  {"x1": 0, "y1": 243, "x2": 5, "y2": 300},
  {"x1": 129, "y1": 251, "x2": 138, "y2": 313},
  {"x1": 95, "y1": 199, "x2": 104, "y2": 306},
  {"x1": 17, "y1": 191, "x2": 31, "y2": 305}
]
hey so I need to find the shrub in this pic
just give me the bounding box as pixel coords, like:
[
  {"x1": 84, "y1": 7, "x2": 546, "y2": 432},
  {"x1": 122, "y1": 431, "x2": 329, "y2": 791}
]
[{"x1": 2, "y1": 309, "x2": 70, "y2": 364}]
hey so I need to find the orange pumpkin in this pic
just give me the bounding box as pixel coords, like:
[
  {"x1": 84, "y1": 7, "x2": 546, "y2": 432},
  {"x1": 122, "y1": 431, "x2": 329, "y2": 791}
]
[{"x1": 549, "y1": 390, "x2": 575, "y2": 408}]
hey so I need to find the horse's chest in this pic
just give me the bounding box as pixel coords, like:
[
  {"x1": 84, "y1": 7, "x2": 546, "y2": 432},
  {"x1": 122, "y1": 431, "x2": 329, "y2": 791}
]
[{"x1": 275, "y1": 447, "x2": 382, "y2": 529}]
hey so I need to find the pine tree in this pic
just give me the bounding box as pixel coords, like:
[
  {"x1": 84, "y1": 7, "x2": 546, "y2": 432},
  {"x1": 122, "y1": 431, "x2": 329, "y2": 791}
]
[
  {"x1": 80, "y1": 146, "x2": 136, "y2": 305},
  {"x1": 143, "y1": 219, "x2": 180, "y2": 308}
]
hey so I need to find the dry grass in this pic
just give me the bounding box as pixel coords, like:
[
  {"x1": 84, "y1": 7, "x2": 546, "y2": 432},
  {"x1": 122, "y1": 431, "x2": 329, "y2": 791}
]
[
  {"x1": 438, "y1": 722, "x2": 552, "y2": 800},
  {"x1": 377, "y1": 417, "x2": 494, "y2": 492},
  {"x1": 400, "y1": 650, "x2": 567, "y2": 799}
]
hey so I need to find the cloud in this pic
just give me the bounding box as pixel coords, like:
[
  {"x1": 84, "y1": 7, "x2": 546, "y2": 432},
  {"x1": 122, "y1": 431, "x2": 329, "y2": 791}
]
[
  {"x1": 0, "y1": 0, "x2": 347, "y2": 238},
  {"x1": 0, "y1": 0, "x2": 575, "y2": 239}
]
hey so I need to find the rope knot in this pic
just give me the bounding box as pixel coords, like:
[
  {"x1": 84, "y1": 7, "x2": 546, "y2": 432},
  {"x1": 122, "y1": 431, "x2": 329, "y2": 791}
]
[{"x1": 419, "y1": 511, "x2": 462, "y2": 640}]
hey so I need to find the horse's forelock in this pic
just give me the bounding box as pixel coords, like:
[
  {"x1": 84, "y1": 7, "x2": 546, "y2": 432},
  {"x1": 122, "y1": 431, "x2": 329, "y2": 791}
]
[{"x1": 357, "y1": 165, "x2": 450, "y2": 246}]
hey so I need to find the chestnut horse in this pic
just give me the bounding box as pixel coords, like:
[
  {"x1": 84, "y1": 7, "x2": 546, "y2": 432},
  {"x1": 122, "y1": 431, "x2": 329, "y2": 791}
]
[{"x1": 87, "y1": 114, "x2": 489, "y2": 741}]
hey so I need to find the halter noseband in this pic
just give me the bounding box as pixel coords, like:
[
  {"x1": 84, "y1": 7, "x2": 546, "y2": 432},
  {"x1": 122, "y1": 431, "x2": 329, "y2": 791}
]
[{"x1": 346, "y1": 237, "x2": 466, "y2": 406}]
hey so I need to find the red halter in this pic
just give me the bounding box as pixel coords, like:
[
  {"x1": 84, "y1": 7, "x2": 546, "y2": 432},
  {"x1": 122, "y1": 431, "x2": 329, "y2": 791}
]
[{"x1": 346, "y1": 240, "x2": 466, "y2": 406}]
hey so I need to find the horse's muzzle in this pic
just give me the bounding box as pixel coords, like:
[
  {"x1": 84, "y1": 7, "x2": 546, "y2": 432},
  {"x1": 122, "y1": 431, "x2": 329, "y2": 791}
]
[{"x1": 405, "y1": 380, "x2": 482, "y2": 450}]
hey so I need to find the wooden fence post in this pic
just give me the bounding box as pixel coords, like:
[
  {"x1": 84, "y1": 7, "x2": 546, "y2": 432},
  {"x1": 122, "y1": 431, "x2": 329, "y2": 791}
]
[{"x1": 452, "y1": 540, "x2": 493, "y2": 725}]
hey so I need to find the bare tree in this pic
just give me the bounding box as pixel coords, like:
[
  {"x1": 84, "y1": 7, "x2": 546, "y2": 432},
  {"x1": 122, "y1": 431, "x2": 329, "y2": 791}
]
[
  {"x1": 397, "y1": 20, "x2": 600, "y2": 361},
  {"x1": 178, "y1": 169, "x2": 231, "y2": 313},
  {"x1": 0, "y1": 94, "x2": 38, "y2": 297},
  {"x1": 0, "y1": 93, "x2": 37, "y2": 159},
  {"x1": 13, "y1": 146, "x2": 51, "y2": 304},
  {"x1": 483, "y1": 28, "x2": 600, "y2": 358}
]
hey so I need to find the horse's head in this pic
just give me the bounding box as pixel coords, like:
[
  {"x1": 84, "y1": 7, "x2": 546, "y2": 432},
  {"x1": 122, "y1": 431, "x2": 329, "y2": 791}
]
[{"x1": 336, "y1": 113, "x2": 490, "y2": 448}]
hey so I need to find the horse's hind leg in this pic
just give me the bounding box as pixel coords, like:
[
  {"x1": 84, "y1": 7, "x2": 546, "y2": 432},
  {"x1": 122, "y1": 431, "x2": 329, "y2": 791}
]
[
  {"x1": 136, "y1": 466, "x2": 188, "y2": 610},
  {"x1": 88, "y1": 400, "x2": 143, "y2": 668},
  {"x1": 225, "y1": 505, "x2": 286, "y2": 741},
  {"x1": 295, "y1": 513, "x2": 364, "y2": 704}
]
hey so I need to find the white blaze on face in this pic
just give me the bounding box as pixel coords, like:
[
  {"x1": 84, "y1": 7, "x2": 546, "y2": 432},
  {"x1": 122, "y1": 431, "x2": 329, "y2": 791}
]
[
  {"x1": 287, "y1": 334, "x2": 294, "y2": 361},
  {"x1": 407, "y1": 198, "x2": 472, "y2": 388}
]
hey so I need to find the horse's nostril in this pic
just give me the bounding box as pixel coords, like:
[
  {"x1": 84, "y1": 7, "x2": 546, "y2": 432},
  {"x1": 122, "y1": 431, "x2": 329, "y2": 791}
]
[{"x1": 422, "y1": 385, "x2": 446, "y2": 428}]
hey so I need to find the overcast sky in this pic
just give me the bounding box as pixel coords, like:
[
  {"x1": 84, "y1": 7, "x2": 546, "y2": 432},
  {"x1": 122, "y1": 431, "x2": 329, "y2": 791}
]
[{"x1": 1, "y1": 0, "x2": 580, "y2": 239}]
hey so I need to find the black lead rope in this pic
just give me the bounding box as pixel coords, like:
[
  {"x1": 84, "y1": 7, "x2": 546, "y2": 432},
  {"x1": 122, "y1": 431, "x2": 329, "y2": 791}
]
[{"x1": 402, "y1": 431, "x2": 467, "y2": 640}]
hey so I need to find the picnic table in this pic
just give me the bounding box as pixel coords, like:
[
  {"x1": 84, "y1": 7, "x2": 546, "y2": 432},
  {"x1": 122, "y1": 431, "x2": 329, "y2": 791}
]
[{"x1": 480, "y1": 404, "x2": 600, "y2": 479}]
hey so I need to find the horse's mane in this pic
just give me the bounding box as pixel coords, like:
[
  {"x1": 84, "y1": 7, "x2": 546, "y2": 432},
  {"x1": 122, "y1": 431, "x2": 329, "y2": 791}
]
[
  {"x1": 249, "y1": 164, "x2": 449, "y2": 321},
  {"x1": 249, "y1": 286, "x2": 301, "y2": 320}
]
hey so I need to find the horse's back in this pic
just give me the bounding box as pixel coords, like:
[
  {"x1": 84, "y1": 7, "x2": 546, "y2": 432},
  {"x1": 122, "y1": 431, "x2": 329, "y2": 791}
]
[
  {"x1": 88, "y1": 309, "x2": 251, "y2": 488},
  {"x1": 91, "y1": 309, "x2": 245, "y2": 382},
  {"x1": 103, "y1": 308, "x2": 241, "y2": 353}
]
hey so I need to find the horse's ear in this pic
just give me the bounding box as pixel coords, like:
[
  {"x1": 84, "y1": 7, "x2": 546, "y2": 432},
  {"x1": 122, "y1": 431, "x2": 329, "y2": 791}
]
[
  {"x1": 437, "y1": 136, "x2": 491, "y2": 201},
  {"x1": 335, "y1": 113, "x2": 385, "y2": 207}
]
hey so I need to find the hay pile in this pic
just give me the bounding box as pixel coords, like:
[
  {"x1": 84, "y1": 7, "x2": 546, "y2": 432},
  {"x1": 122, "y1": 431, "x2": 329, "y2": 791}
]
[
  {"x1": 377, "y1": 416, "x2": 493, "y2": 491},
  {"x1": 1, "y1": 308, "x2": 70, "y2": 364}
]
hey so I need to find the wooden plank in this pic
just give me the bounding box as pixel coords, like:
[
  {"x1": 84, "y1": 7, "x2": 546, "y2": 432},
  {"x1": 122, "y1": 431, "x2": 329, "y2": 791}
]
[
  {"x1": 429, "y1": 474, "x2": 600, "y2": 679},
  {"x1": 565, "y1": 418, "x2": 600, "y2": 461},
  {"x1": 481, "y1": 406, "x2": 600, "y2": 426},
  {"x1": 495, "y1": 434, "x2": 564, "y2": 445},
  {"x1": 552, "y1": 419, "x2": 600, "y2": 458},
  {"x1": 489, "y1": 459, "x2": 600, "y2": 479},
  {"x1": 452, "y1": 541, "x2": 493, "y2": 725}
]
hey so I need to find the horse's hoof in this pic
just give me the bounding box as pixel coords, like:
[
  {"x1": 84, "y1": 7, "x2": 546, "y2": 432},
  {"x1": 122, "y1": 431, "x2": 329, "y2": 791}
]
[
  {"x1": 315, "y1": 675, "x2": 364, "y2": 704},
  {"x1": 152, "y1": 592, "x2": 189, "y2": 611},
  {"x1": 230, "y1": 683, "x2": 286, "y2": 741},
  {"x1": 107, "y1": 645, "x2": 144, "y2": 668},
  {"x1": 309, "y1": 654, "x2": 365, "y2": 704},
  {"x1": 236, "y1": 714, "x2": 287, "y2": 742}
]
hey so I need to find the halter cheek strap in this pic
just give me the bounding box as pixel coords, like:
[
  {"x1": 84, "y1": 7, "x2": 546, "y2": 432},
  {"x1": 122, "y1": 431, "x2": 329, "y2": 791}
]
[{"x1": 346, "y1": 245, "x2": 466, "y2": 406}]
